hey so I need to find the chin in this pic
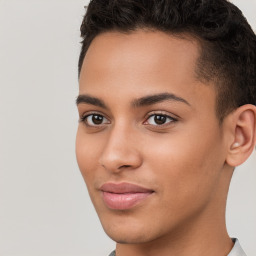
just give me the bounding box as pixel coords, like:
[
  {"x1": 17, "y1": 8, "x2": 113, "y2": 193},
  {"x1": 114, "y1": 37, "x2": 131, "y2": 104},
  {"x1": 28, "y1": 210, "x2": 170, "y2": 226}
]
[
  {"x1": 106, "y1": 230, "x2": 154, "y2": 244},
  {"x1": 99, "y1": 215, "x2": 161, "y2": 244}
]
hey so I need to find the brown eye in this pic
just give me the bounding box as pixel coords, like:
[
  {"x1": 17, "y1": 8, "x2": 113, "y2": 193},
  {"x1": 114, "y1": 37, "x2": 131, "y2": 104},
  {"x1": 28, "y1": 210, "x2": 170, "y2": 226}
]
[
  {"x1": 154, "y1": 115, "x2": 167, "y2": 125},
  {"x1": 92, "y1": 114, "x2": 104, "y2": 125},
  {"x1": 145, "y1": 114, "x2": 176, "y2": 126},
  {"x1": 82, "y1": 114, "x2": 109, "y2": 126}
]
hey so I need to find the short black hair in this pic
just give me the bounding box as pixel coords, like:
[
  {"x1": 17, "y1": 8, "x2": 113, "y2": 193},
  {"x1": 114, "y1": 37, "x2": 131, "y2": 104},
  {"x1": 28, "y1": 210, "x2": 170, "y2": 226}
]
[{"x1": 78, "y1": 0, "x2": 256, "y2": 121}]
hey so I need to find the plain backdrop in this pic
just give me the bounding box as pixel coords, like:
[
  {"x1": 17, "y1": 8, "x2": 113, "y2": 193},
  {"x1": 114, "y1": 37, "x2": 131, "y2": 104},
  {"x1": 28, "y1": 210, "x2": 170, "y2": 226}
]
[{"x1": 0, "y1": 0, "x2": 255, "y2": 255}]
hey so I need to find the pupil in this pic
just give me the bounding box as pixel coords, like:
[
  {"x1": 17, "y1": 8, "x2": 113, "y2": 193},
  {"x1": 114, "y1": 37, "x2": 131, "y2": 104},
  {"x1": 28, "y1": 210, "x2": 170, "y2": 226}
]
[
  {"x1": 92, "y1": 115, "x2": 103, "y2": 124},
  {"x1": 154, "y1": 115, "x2": 166, "y2": 125}
]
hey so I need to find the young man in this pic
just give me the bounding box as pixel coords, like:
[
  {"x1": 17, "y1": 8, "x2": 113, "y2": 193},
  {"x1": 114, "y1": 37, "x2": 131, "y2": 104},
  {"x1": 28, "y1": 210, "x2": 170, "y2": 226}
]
[{"x1": 75, "y1": 0, "x2": 256, "y2": 255}]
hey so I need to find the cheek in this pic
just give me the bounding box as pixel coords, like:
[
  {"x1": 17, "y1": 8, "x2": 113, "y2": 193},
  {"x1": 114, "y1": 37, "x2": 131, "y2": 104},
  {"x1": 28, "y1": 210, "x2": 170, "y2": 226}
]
[
  {"x1": 75, "y1": 127, "x2": 103, "y2": 180},
  {"x1": 144, "y1": 125, "x2": 224, "y2": 207}
]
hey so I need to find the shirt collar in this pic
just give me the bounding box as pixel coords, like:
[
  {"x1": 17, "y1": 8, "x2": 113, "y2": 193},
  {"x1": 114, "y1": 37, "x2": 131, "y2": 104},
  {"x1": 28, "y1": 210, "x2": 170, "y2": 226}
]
[{"x1": 228, "y1": 238, "x2": 247, "y2": 256}]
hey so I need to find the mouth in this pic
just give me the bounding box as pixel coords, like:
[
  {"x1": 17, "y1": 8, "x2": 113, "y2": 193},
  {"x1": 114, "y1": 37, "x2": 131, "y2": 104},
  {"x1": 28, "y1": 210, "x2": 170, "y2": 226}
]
[{"x1": 100, "y1": 182, "x2": 154, "y2": 210}]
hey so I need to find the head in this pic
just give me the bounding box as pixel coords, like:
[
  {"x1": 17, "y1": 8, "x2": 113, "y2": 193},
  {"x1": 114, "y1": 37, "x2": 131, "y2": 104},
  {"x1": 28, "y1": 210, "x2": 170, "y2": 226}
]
[
  {"x1": 76, "y1": 0, "x2": 256, "y2": 248},
  {"x1": 78, "y1": 0, "x2": 256, "y2": 122}
]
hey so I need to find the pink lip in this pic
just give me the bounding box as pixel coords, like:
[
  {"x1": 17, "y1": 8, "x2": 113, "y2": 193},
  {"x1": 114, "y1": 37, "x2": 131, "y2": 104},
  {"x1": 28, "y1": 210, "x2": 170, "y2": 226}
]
[{"x1": 100, "y1": 182, "x2": 154, "y2": 210}]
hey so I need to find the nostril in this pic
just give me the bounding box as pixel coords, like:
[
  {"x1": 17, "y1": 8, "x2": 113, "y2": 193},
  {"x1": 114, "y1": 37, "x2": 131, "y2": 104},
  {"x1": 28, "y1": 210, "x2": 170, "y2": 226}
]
[
  {"x1": 99, "y1": 143, "x2": 143, "y2": 172},
  {"x1": 119, "y1": 165, "x2": 132, "y2": 169}
]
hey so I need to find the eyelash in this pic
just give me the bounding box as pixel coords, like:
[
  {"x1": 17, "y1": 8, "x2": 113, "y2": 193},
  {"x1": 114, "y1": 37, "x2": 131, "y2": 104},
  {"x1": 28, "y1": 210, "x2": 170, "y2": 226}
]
[
  {"x1": 80, "y1": 112, "x2": 178, "y2": 128},
  {"x1": 143, "y1": 112, "x2": 178, "y2": 127},
  {"x1": 80, "y1": 112, "x2": 110, "y2": 127}
]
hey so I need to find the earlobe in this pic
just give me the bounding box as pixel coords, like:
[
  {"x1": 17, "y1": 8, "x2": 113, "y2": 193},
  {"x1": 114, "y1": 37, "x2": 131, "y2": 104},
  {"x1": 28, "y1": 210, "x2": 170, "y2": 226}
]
[{"x1": 226, "y1": 104, "x2": 256, "y2": 167}]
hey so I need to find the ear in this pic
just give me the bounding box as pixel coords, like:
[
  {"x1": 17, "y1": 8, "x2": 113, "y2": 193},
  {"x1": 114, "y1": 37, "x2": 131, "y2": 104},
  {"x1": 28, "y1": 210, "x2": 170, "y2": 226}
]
[{"x1": 226, "y1": 104, "x2": 256, "y2": 167}]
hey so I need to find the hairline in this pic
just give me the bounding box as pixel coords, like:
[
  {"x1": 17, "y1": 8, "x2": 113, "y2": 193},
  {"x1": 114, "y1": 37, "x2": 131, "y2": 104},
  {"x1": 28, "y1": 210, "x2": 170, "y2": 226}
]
[{"x1": 79, "y1": 27, "x2": 233, "y2": 124}]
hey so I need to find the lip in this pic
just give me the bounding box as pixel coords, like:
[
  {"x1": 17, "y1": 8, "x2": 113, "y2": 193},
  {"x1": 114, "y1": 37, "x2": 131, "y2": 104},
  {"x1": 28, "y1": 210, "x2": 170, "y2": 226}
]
[{"x1": 100, "y1": 182, "x2": 154, "y2": 210}]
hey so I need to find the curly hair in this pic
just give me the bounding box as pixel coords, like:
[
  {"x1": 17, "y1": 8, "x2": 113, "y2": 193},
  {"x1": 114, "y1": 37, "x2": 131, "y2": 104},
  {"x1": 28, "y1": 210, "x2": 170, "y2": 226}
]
[{"x1": 78, "y1": 0, "x2": 256, "y2": 121}]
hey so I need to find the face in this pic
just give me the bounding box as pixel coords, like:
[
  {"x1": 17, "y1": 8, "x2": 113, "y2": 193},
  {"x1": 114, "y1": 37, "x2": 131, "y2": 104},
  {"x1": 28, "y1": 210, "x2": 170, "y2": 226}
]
[{"x1": 76, "y1": 30, "x2": 229, "y2": 244}]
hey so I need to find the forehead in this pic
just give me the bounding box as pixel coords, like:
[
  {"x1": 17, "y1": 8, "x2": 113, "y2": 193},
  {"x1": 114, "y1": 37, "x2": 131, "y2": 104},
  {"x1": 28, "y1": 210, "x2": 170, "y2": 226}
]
[
  {"x1": 79, "y1": 30, "x2": 216, "y2": 112},
  {"x1": 81, "y1": 29, "x2": 200, "y2": 82}
]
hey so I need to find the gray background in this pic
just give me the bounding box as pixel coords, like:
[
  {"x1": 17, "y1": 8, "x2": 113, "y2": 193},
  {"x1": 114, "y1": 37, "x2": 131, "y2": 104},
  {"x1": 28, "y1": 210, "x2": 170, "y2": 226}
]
[{"x1": 0, "y1": 0, "x2": 255, "y2": 255}]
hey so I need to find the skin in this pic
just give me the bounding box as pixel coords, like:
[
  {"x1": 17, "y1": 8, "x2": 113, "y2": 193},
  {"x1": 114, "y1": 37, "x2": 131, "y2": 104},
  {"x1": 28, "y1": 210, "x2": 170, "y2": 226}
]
[{"x1": 76, "y1": 30, "x2": 256, "y2": 256}]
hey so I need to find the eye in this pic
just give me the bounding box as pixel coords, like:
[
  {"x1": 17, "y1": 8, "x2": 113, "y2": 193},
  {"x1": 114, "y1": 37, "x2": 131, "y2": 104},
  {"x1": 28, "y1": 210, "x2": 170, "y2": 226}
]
[
  {"x1": 81, "y1": 114, "x2": 110, "y2": 126},
  {"x1": 145, "y1": 114, "x2": 176, "y2": 126}
]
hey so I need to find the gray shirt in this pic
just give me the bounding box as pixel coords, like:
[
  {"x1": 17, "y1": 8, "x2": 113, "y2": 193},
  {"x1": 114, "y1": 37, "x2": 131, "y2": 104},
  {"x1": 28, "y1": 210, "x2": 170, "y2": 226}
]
[
  {"x1": 228, "y1": 239, "x2": 247, "y2": 256},
  {"x1": 108, "y1": 238, "x2": 246, "y2": 256}
]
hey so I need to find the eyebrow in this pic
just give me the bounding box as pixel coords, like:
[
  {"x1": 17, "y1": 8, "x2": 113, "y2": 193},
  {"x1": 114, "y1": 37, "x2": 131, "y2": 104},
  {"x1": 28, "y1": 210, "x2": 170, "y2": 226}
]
[
  {"x1": 76, "y1": 94, "x2": 108, "y2": 109},
  {"x1": 76, "y1": 92, "x2": 190, "y2": 108},
  {"x1": 132, "y1": 93, "x2": 191, "y2": 107}
]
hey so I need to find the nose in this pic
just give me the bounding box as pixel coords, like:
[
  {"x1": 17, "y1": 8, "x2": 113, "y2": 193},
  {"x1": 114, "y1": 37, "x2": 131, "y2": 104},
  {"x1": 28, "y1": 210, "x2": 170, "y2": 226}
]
[{"x1": 99, "y1": 124, "x2": 142, "y2": 173}]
